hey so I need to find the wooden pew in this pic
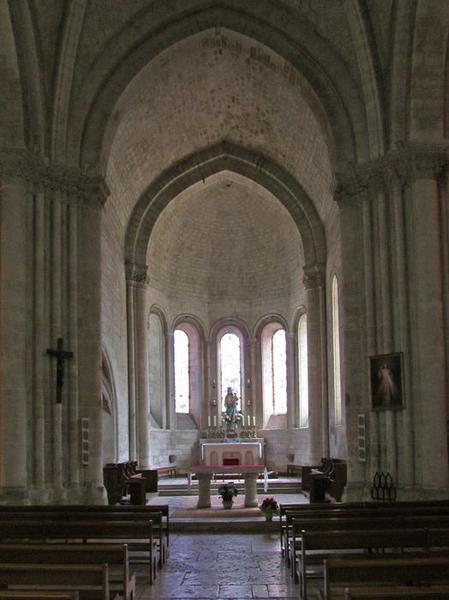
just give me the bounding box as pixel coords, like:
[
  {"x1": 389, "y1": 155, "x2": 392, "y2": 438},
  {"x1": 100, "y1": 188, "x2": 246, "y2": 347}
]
[
  {"x1": 286, "y1": 509, "x2": 449, "y2": 570},
  {"x1": 0, "y1": 594, "x2": 78, "y2": 600},
  {"x1": 343, "y1": 585, "x2": 449, "y2": 599},
  {"x1": 290, "y1": 515, "x2": 449, "y2": 578},
  {"x1": 0, "y1": 509, "x2": 166, "y2": 567},
  {"x1": 0, "y1": 520, "x2": 158, "y2": 584},
  {"x1": 0, "y1": 563, "x2": 112, "y2": 600},
  {"x1": 323, "y1": 555, "x2": 449, "y2": 600},
  {"x1": 0, "y1": 544, "x2": 135, "y2": 600},
  {"x1": 0, "y1": 504, "x2": 170, "y2": 562},
  {"x1": 0, "y1": 504, "x2": 170, "y2": 543},
  {"x1": 300, "y1": 529, "x2": 430, "y2": 600}
]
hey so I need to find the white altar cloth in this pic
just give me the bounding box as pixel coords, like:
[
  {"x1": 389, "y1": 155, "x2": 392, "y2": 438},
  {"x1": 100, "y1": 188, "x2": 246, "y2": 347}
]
[{"x1": 199, "y1": 439, "x2": 264, "y2": 466}]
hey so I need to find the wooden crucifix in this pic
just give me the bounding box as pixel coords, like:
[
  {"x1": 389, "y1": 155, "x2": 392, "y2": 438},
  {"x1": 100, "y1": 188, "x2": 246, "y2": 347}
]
[{"x1": 47, "y1": 337, "x2": 74, "y2": 404}]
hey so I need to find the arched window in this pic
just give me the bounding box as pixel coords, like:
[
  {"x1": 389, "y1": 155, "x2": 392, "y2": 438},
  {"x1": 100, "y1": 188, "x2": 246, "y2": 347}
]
[
  {"x1": 173, "y1": 320, "x2": 203, "y2": 426},
  {"x1": 174, "y1": 329, "x2": 189, "y2": 413},
  {"x1": 219, "y1": 332, "x2": 241, "y2": 408},
  {"x1": 148, "y1": 312, "x2": 166, "y2": 428},
  {"x1": 332, "y1": 275, "x2": 342, "y2": 425},
  {"x1": 272, "y1": 329, "x2": 287, "y2": 414},
  {"x1": 298, "y1": 314, "x2": 309, "y2": 428},
  {"x1": 261, "y1": 323, "x2": 287, "y2": 426}
]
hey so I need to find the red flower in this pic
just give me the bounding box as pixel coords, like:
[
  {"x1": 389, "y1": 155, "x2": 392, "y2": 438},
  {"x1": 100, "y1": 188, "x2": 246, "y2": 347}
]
[{"x1": 260, "y1": 497, "x2": 278, "y2": 511}]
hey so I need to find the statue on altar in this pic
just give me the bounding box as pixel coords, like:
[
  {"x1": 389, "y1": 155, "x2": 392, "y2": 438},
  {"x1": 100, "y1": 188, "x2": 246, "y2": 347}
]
[{"x1": 223, "y1": 387, "x2": 243, "y2": 433}]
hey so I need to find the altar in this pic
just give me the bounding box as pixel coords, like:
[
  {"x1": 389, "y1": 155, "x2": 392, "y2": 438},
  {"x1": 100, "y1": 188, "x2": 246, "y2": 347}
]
[
  {"x1": 189, "y1": 464, "x2": 264, "y2": 508},
  {"x1": 199, "y1": 439, "x2": 264, "y2": 466}
]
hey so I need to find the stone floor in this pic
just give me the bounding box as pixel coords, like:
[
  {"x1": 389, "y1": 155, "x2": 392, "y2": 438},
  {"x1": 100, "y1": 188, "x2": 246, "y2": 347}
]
[
  {"x1": 136, "y1": 532, "x2": 309, "y2": 600},
  {"x1": 133, "y1": 488, "x2": 320, "y2": 599}
]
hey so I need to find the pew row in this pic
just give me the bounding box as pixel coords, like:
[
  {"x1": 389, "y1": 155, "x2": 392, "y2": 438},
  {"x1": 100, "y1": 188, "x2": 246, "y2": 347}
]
[
  {"x1": 0, "y1": 563, "x2": 113, "y2": 600},
  {"x1": 323, "y1": 556, "x2": 449, "y2": 600},
  {"x1": 0, "y1": 520, "x2": 158, "y2": 584},
  {"x1": 0, "y1": 594, "x2": 78, "y2": 600},
  {"x1": 343, "y1": 585, "x2": 449, "y2": 599},
  {"x1": 0, "y1": 544, "x2": 136, "y2": 600},
  {"x1": 284, "y1": 507, "x2": 449, "y2": 569},
  {"x1": 297, "y1": 527, "x2": 449, "y2": 600},
  {"x1": 0, "y1": 508, "x2": 167, "y2": 566},
  {"x1": 0, "y1": 504, "x2": 170, "y2": 544}
]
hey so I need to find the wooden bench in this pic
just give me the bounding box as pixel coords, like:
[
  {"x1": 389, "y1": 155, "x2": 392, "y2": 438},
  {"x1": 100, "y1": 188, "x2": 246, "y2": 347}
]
[
  {"x1": 284, "y1": 506, "x2": 449, "y2": 569},
  {"x1": 290, "y1": 515, "x2": 449, "y2": 579},
  {"x1": 0, "y1": 504, "x2": 170, "y2": 562},
  {"x1": 300, "y1": 528, "x2": 430, "y2": 600},
  {"x1": 323, "y1": 555, "x2": 449, "y2": 600},
  {"x1": 0, "y1": 520, "x2": 158, "y2": 584},
  {"x1": 0, "y1": 544, "x2": 135, "y2": 600},
  {"x1": 0, "y1": 594, "x2": 78, "y2": 600},
  {"x1": 103, "y1": 462, "x2": 157, "y2": 504},
  {"x1": 0, "y1": 563, "x2": 112, "y2": 600},
  {"x1": 157, "y1": 466, "x2": 176, "y2": 478},
  {"x1": 343, "y1": 585, "x2": 449, "y2": 599},
  {"x1": 5, "y1": 510, "x2": 167, "y2": 566}
]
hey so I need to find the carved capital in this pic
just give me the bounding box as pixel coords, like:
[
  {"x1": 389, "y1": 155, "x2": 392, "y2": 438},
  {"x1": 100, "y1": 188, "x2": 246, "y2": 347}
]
[
  {"x1": 0, "y1": 148, "x2": 109, "y2": 207},
  {"x1": 125, "y1": 261, "x2": 149, "y2": 286},
  {"x1": 335, "y1": 143, "x2": 449, "y2": 204},
  {"x1": 303, "y1": 264, "x2": 325, "y2": 290}
]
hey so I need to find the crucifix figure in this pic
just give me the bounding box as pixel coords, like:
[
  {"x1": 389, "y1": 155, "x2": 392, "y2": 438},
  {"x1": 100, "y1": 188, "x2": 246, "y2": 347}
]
[{"x1": 46, "y1": 337, "x2": 74, "y2": 404}]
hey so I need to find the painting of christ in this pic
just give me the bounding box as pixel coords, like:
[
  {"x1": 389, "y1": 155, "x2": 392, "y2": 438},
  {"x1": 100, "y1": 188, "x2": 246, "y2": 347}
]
[{"x1": 370, "y1": 353, "x2": 404, "y2": 410}]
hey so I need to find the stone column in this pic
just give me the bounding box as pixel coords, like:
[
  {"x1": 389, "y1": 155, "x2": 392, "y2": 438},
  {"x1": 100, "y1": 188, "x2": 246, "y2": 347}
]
[
  {"x1": 77, "y1": 180, "x2": 108, "y2": 504},
  {"x1": 125, "y1": 270, "x2": 137, "y2": 461},
  {"x1": 0, "y1": 160, "x2": 29, "y2": 502},
  {"x1": 166, "y1": 331, "x2": 175, "y2": 431},
  {"x1": 196, "y1": 472, "x2": 212, "y2": 508},
  {"x1": 334, "y1": 181, "x2": 368, "y2": 498},
  {"x1": 244, "y1": 473, "x2": 258, "y2": 507},
  {"x1": 303, "y1": 266, "x2": 328, "y2": 464},
  {"x1": 126, "y1": 262, "x2": 150, "y2": 467},
  {"x1": 32, "y1": 185, "x2": 47, "y2": 501},
  {"x1": 407, "y1": 160, "x2": 448, "y2": 492}
]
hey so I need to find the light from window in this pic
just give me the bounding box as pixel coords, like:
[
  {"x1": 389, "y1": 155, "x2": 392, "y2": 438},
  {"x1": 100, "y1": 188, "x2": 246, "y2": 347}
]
[
  {"x1": 298, "y1": 314, "x2": 309, "y2": 427},
  {"x1": 220, "y1": 333, "x2": 241, "y2": 407},
  {"x1": 174, "y1": 329, "x2": 189, "y2": 413},
  {"x1": 272, "y1": 329, "x2": 287, "y2": 414},
  {"x1": 332, "y1": 276, "x2": 342, "y2": 425}
]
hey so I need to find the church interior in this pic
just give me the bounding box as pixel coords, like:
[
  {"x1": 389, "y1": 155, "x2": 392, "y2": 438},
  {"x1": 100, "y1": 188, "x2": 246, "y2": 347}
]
[{"x1": 1, "y1": 0, "x2": 449, "y2": 597}]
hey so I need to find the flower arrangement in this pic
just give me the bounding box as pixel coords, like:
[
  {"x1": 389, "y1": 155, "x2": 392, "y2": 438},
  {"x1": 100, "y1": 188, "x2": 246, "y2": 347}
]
[
  {"x1": 259, "y1": 497, "x2": 279, "y2": 521},
  {"x1": 218, "y1": 482, "x2": 239, "y2": 501}
]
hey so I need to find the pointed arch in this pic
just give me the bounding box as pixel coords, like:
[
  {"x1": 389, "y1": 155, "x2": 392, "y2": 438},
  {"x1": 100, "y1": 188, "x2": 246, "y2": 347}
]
[
  {"x1": 125, "y1": 142, "x2": 326, "y2": 274},
  {"x1": 72, "y1": 1, "x2": 367, "y2": 169}
]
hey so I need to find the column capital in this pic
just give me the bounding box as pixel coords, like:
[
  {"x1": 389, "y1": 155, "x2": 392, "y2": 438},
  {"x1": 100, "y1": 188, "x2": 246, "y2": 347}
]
[
  {"x1": 125, "y1": 260, "x2": 149, "y2": 286},
  {"x1": 0, "y1": 148, "x2": 109, "y2": 208},
  {"x1": 303, "y1": 264, "x2": 325, "y2": 290},
  {"x1": 335, "y1": 142, "x2": 449, "y2": 203}
]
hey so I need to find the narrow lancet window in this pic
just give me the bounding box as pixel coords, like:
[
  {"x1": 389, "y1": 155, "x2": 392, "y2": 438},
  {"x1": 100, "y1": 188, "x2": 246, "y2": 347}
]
[
  {"x1": 174, "y1": 329, "x2": 189, "y2": 413},
  {"x1": 298, "y1": 314, "x2": 309, "y2": 427},
  {"x1": 332, "y1": 276, "x2": 342, "y2": 425}
]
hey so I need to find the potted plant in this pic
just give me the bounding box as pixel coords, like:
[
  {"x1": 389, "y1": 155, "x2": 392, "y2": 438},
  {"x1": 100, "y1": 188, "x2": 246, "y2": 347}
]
[
  {"x1": 259, "y1": 497, "x2": 279, "y2": 521},
  {"x1": 218, "y1": 482, "x2": 238, "y2": 509}
]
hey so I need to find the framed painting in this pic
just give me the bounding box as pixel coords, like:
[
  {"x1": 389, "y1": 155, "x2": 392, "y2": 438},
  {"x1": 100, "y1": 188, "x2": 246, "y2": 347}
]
[{"x1": 370, "y1": 352, "x2": 404, "y2": 410}]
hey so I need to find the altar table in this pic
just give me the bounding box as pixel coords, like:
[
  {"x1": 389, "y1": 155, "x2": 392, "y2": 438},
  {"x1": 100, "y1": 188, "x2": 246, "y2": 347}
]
[{"x1": 188, "y1": 464, "x2": 265, "y2": 508}]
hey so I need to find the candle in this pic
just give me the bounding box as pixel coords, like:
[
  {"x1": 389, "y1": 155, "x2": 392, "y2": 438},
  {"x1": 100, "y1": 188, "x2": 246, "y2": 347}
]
[
  {"x1": 208, "y1": 416, "x2": 211, "y2": 427},
  {"x1": 253, "y1": 416, "x2": 256, "y2": 426},
  {"x1": 247, "y1": 415, "x2": 251, "y2": 426},
  {"x1": 213, "y1": 416, "x2": 217, "y2": 427}
]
